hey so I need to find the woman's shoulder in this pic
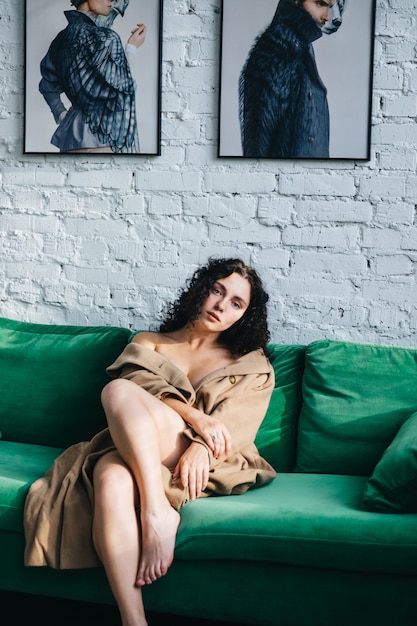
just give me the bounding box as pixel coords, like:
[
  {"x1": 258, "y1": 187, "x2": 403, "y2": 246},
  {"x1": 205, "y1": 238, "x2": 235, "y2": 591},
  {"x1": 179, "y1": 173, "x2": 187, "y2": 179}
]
[
  {"x1": 132, "y1": 329, "x2": 184, "y2": 348},
  {"x1": 131, "y1": 331, "x2": 160, "y2": 349},
  {"x1": 107, "y1": 332, "x2": 177, "y2": 377}
]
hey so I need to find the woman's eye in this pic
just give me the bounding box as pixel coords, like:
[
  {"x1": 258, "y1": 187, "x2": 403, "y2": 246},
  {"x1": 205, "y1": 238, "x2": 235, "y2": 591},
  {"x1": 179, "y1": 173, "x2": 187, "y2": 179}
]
[
  {"x1": 212, "y1": 287, "x2": 221, "y2": 295},
  {"x1": 232, "y1": 301, "x2": 241, "y2": 309}
]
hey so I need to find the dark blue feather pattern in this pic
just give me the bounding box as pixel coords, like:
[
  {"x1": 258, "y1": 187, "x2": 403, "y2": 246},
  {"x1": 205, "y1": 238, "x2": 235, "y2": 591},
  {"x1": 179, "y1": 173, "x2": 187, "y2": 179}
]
[
  {"x1": 40, "y1": 11, "x2": 139, "y2": 153},
  {"x1": 239, "y1": 0, "x2": 329, "y2": 159}
]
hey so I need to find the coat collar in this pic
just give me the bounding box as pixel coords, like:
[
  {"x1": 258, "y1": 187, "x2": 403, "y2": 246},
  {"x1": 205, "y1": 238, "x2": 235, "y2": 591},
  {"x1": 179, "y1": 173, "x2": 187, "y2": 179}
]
[
  {"x1": 64, "y1": 10, "x2": 97, "y2": 27},
  {"x1": 110, "y1": 343, "x2": 271, "y2": 393},
  {"x1": 273, "y1": 0, "x2": 323, "y2": 45}
]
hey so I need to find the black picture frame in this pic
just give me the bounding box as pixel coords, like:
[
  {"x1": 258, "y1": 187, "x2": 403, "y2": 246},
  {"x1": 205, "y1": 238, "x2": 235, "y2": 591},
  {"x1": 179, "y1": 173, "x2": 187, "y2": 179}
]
[
  {"x1": 24, "y1": 0, "x2": 163, "y2": 155},
  {"x1": 218, "y1": 0, "x2": 376, "y2": 160}
]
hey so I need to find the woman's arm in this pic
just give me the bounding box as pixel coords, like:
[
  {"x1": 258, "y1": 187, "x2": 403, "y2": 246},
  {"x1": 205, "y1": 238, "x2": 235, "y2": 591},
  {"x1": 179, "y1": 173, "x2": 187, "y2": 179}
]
[
  {"x1": 161, "y1": 396, "x2": 232, "y2": 459},
  {"x1": 39, "y1": 50, "x2": 68, "y2": 124},
  {"x1": 184, "y1": 366, "x2": 275, "y2": 468},
  {"x1": 171, "y1": 362, "x2": 275, "y2": 499},
  {"x1": 130, "y1": 333, "x2": 232, "y2": 456}
]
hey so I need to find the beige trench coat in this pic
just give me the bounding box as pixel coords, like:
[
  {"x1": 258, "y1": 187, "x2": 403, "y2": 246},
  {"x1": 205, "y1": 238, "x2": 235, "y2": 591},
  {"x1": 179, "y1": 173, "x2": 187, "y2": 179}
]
[{"x1": 24, "y1": 344, "x2": 276, "y2": 570}]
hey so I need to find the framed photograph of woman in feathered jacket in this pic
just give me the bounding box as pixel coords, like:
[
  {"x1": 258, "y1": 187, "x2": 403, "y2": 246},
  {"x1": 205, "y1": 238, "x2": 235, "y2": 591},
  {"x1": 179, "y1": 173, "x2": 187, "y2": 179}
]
[
  {"x1": 219, "y1": 0, "x2": 376, "y2": 160},
  {"x1": 24, "y1": 0, "x2": 163, "y2": 155}
]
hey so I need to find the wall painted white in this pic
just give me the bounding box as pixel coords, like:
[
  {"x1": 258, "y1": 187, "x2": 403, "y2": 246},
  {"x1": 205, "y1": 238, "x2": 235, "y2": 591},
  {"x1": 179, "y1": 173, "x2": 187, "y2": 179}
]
[{"x1": 0, "y1": 0, "x2": 416, "y2": 347}]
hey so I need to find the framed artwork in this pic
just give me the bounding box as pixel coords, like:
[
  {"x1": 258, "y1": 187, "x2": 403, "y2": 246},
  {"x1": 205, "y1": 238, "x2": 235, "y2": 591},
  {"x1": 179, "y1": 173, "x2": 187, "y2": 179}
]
[
  {"x1": 24, "y1": 0, "x2": 163, "y2": 155},
  {"x1": 218, "y1": 0, "x2": 376, "y2": 160}
]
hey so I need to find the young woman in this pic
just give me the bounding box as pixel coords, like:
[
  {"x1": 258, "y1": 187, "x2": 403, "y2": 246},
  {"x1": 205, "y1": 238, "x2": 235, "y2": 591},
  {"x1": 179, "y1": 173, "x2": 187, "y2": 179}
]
[{"x1": 24, "y1": 258, "x2": 276, "y2": 626}]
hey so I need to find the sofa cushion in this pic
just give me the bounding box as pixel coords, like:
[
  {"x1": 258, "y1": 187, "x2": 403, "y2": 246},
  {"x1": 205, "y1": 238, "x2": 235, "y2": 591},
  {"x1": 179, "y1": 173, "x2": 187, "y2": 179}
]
[
  {"x1": 0, "y1": 440, "x2": 64, "y2": 533},
  {"x1": 255, "y1": 344, "x2": 305, "y2": 471},
  {"x1": 0, "y1": 318, "x2": 131, "y2": 448},
  {"x1": 176, "y1": 472, "x2": 417, "y2": 576},
  {"x1": 363, "y1": 411, "x2": 417, "y2": 513},
  {"x1": 296, "y1": 340, "x2": 417, "y2": 476}
]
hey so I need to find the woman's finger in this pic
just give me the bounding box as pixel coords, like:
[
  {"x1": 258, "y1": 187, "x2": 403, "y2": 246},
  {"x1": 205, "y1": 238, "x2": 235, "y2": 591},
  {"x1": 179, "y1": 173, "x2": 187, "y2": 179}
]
[
  {"x1": 201, "y1": 465, "x2": 209, "y2": 491},
  {"x1": 195, "y1": 470, "x2": 202, "y2": 499},
  {"x1": 211, "y1": 432, "x2": 220, "y2": 457},
  {"x1": 212, "y1": 430, "x2": 231, "y2": 458},
  {"x1": 188, "y1": 475, "x2": 196, "y2": 500}
]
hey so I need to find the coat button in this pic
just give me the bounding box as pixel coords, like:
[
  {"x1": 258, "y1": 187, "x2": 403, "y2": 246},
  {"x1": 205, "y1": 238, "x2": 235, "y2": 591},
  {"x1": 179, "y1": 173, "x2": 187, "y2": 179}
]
[
  {"x1": 308, "y1": 136, "x2": 314, "y2": 143},
  {"x1": 229, "y1": 375, "x2": 236, "y2": 384},
  {"x1": 308, "y1": 91, "x2": 313, "y2": 100}
]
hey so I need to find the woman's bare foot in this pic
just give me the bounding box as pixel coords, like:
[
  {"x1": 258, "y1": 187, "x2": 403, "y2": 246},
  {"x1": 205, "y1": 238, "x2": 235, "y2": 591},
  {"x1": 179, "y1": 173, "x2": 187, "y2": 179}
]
[{"x1": 135, "y1": 505, "x2": 180, "y2": 586}]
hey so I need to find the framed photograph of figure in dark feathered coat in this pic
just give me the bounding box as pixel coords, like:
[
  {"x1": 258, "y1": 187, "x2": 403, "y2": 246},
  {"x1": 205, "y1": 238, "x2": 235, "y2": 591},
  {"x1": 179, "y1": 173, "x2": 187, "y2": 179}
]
[
  {"x1": 218, "y1": 0, "x2": 376, "y2": 160},
  {"x1": 24, "y1": 0, "x2": 163, "y2": 155}
]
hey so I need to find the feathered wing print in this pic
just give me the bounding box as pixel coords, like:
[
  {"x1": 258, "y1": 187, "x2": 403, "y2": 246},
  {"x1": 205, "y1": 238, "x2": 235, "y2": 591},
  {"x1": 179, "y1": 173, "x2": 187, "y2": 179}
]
[
  {"x1": 40, "y1": 11, "x2": 139, "y2": 153},
  {"x1": 60, "y1": 23, "x2": 139, "y2": 152},
  {"x1": 239, "y1": 25, "x2": 304, "y2": 158},
  {"x1": 238, "y1": 0, "x2": 348, "y2": 158}
]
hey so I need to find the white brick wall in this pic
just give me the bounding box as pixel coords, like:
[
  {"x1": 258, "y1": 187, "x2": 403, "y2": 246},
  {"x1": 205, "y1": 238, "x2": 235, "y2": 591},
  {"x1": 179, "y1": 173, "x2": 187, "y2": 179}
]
[{"x1": 0, "y1": 0, "x2": 417, "y2": 347}]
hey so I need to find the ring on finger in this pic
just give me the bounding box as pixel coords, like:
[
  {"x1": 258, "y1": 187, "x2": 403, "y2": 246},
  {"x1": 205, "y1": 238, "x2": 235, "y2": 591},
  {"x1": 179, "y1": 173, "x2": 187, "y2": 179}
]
[{"x1": 212, "y1": 433, "x2": 218, "y2": 441}]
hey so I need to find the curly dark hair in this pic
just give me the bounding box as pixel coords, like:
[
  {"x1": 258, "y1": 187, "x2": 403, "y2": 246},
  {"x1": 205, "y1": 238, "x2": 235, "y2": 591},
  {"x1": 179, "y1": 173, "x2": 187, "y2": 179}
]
[{"x1": 159, "y1": 258, "x2": 270, "y2": 358}]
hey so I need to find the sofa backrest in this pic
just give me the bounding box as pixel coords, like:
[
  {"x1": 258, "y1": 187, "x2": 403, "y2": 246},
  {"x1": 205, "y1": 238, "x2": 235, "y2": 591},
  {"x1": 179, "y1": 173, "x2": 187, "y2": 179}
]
[
  {"x1": 12, "y1": 316, "x2": 411, "y2": 479},
  {"x1": 255, "y1": 344, "x2": 306, "y2": 472},
  {"x1": 0, "y1": 317, "x2": 131, "y2": 448},
  {"x1": 296, "y1": 339, "x2": 417, "y2": 476}
]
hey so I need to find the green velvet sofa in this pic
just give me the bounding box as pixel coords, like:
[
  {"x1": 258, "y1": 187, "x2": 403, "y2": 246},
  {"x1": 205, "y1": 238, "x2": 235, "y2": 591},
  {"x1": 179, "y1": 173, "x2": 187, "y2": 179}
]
[{"x1": 1, "y1": 316, "x2": 417, "y2": 626}]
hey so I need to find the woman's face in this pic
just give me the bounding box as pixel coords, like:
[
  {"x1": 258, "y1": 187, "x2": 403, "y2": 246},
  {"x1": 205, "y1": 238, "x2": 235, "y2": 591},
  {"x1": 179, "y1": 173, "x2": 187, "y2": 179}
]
[
  {"x1": 85, "y1": 0, "x2": 114, "y2": 17},
  {"x1": 200, "y1": 272, "x2": 251, "y2": 333}
]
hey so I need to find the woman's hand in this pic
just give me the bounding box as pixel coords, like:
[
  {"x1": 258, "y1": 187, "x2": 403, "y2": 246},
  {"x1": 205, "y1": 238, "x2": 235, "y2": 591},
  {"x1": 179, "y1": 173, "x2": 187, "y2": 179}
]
[
  {"x1": 174, "y1": 442, "x2": 210, "y2": 500},
  {"x1": 190, "y1": 414, "x2": 232, "y2": 460},
  {"x1": 160, "y1": 397, "x2": 232, "y2": 459},
  {"x1": 128, "y1": 23, "x2": 147, "y2": 48}
]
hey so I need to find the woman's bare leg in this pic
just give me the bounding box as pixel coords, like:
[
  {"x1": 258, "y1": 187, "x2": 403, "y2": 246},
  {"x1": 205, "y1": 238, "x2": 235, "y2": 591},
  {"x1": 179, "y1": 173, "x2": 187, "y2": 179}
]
[
  {"x1": 93, "y1": 451, "x2": 147, "y2": 626},
  {"x1": 101, "y1": 379, "x2": 188, "y2": 587}
]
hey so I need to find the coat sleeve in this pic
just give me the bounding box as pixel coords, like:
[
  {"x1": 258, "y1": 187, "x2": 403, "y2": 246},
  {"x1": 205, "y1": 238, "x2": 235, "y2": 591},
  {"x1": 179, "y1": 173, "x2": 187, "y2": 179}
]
[
  {"x1": 39, "y1": 46, "x2": 68, "y2": 124},
  {"x1": 184, "y1": 363, "x2": 275, "y2": 468}
]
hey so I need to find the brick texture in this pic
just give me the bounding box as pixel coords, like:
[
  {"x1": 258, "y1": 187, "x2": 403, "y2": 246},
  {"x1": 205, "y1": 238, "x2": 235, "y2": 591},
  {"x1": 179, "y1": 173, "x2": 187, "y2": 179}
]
[{"x1": 0, "y1": 0, "x2": 417, "y2": 346}]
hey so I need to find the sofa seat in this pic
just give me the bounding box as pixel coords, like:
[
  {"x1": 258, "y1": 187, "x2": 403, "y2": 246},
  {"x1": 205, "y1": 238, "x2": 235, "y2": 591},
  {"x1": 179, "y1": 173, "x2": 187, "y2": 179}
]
[
  {"x1": 176, "y1": 472, "x2": 417, "y2": 576},
  {"x1": 3, "y1": 440, "x2": 417, "y2": 581},
  {"x1": 0, "y1": 441, "x2": 63, "y2": 532}
]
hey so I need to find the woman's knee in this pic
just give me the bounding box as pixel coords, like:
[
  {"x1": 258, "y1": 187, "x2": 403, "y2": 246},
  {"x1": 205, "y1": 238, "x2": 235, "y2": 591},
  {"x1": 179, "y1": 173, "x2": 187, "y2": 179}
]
[
  {"x1": 94, "y1": 453, "x2": 136, "y2": 503},
  {"x1": 101, "y1": 378, "x2": 134, "y2": 412}
]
